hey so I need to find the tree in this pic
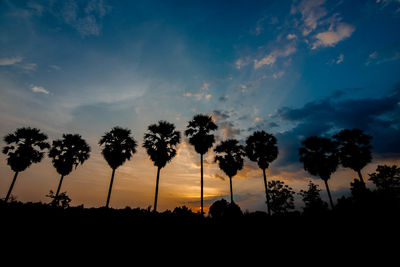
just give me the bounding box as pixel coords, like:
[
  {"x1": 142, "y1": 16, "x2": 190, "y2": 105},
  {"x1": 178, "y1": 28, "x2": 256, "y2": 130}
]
[
  {"x1": 299, "y1": 136, "x2": 339, "y2": 209},
  {"x1": 299, "y1": 181, "x2": 328, "y2": 215},
  {"x1": 369, "y1": 165, "x2": 400, "y2": 196},
  {"x1": 208, "y1": 199, "x2": 242, "y2": 219},
  {"x1": 2, "y1": 127, "x2": 50, "y2": 202},
  {"x1": 267, "y1": 180, "x2": 295, "y2": 214},
  {"x1": 333, "y1": 129, "x2": 372, "y2": 184},
  {"x1": 99, "y1": 127, "x2": 137, "y2": 208},
  {"x1": 143, "y1": 121, "x2": 181, "y2": 212},
  {"x1": 214, "y1": 139, "x2": 245, "y2": 203},
  {"x1": 185, "y1": 114, "x2": 218, "y2": 215},
  {"x1": 245, "y1": 131, "x2": 278, "y2": 215},
  {"x1": 48, "y1": 134, "x2": 90, "y2": 203}
]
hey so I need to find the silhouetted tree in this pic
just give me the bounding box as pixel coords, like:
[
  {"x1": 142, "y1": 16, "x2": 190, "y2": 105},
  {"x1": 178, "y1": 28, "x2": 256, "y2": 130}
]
[
  {"x1": 334, "y1": 129, "x2": 372, "y2": 185},
  {"x1": 208, "y1": 199, "x2": 242, "y2": 219},
  {"x1": 48, "y1": 134, "x2": 90, "y2": 203},
  {"x1": 267, "y1": 180, "x2": 295, "y2": 214},
  {"x1": 185, "y1": 114, "x2": 218, "y2": 215},
  {"x1": 245, "y1": 131, "x2": 278, "y2": 215},
  {"x1": 2, "y1": 127, "x2": 50, "y2": 202},
  {"x1": 299, "y1": 181, "x2": 328, "y2": 215},
  {"x1": 143, "y1": 121, "x2": 181, "y2": 212},
  {"x1": 99, "y1": 127, "x2": 137, "y2": 208},
  {"x1": 46, "y1": 190, "x2": 72, "y2": 208},
  {"x1": 369, "y1": 165, "x2": 400, "y2": 197},
  {"x1": 299, "y1": 136, "x2": 339, "y2": 209},
  {"x1": 214, "y1": 139, "x2": 245, "y2": 203}
]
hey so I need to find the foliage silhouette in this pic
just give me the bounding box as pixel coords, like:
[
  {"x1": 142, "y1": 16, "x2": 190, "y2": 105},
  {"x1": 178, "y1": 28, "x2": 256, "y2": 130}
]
[
  {"x1": 2, "y1": 127, "x2": 50, "y2": 202},
  {"x1": 214, "y1": 139, "x2": 245, "y2": 203},
  {"x1": 267, "y1": 180, "x2": 295, "y2": 214},
  {"x1": 99, "y1": 127, "x2": 137, "y2": 208},
  {"x1": 299, "y1": 136, "x2": 339, "y2": 209},
  {"x1": 299, "y1": 181, "x2": 328, "y2": 215},
  {"x1": 48, "y1": 134, "x2": 90, "y2": 201},
  {"x1": 369, "y1": 165, "x2": 400, "y2": 197},
  {"x1": 46, "y1": 190, "x2": 72, "y2": 208},
  {"x1": 334, "y1": 129, "x2": 372, "y2": 185},
  {"x1": 245, "y1": 131, "x2": 278, "y2": 215},
  {"x1": 208, "y1": 199, "x2": 242, "y2": 219},
  {"x1": 143, "y1": 121, "x2": 181, "y2": 212},
  {"x1": 185, "y1": 114, "x2": 218, "y2": 215}
]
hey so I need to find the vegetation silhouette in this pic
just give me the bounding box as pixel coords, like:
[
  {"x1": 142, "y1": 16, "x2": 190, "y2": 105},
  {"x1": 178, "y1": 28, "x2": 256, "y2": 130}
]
[
  {"x1": 245, "y1": 131, "x2": 278, "y2": 215},
  {"x1": 2, "y1": 127, "x2": 50, "y2": 202},
  {"x1": 143, "y1": 121, "x2": 181, "y2": 212},
  {"x1": 299, "y1": 181, "x2": 328, "y2": 215},
  {"x1": 99, "y1": 127, "x2": 137, "y2": 208},
  {"x1": 214, "y1": 139, "x2": 245, "y2": 203},
  {"x1": 184, "y1": 114, "x2": 218, "y2": 215},
  {"x1": 208, "y1": 199, "x2": 242, "y2": 219},
  {"x1": 267, "y1": 180, "x2": 295, "y2": 214},
  {"x1": 299, "y1": 136, "x2": 339, "y2": 209},
  {"x1": 48, "y1": 134, "x2": 90, "y2": 203},
  {"x1": 334, "y1": 129, "x2": 372, "y2": 185}
]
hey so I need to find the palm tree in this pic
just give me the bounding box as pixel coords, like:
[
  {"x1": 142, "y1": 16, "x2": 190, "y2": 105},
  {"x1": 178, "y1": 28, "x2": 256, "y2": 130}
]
[
  {"x1": 299, "y1": 136, "x2": 339, "y2": 209},
  {"x1": 2, "y1": 127, "x2": 50, "y2": 202},
  {"x1": 333, "y1": 129, "x2": 372, "y2": 185},
  {"x1": 99, "y1": 127, "x2": 137, "y2": 208},
  {"x1": 245, "y1": 131, "x2": 278, "y2": 215},
  {"x1": 185, "y1": 114, "x2": 218, "y2": 215},
  {"x1": 48, "y1": 134, "x2": 91, "y2": 202},
  {"x1": 143, "y1": 121, "x2": 181, "y2": 212},
  {"x1": 214, "y1": 139, "x2": 245, "y2": 203}
]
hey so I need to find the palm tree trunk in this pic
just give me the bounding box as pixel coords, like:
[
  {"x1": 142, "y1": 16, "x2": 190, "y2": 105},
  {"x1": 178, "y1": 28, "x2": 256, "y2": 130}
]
[
  {"x1": 262, "y1": 168, "x2": 271, "y2": 215},
  {"x1": 153, "y1": 166, "x2": 161, "y2": 212},
  {"x1": 200, "y1": 153, "x2": 204, "y2": 216},
  {"x1": 229, "y1": 176, "x2": 233, "y2": 203},
  {"x1": 357, "y1": 169, "x2": 365, "y2": 184},
  {"x1": 324, "y1": 179, "x2": 334, "y2": 209},
  {"x1": 106, "y1": 168, "x2": 116, "y2": 208},
  {"x1": 5, "y1": 171, "x2": 19, "y2": 203},
  {"x1": 55, "y1": 175, "x2": 65, "y2": 198}
]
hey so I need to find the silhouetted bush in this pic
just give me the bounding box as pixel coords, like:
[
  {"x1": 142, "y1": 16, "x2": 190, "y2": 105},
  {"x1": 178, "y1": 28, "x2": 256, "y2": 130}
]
[{"x1": 208, "y1": 199, "x2": 243, "y2": 219}]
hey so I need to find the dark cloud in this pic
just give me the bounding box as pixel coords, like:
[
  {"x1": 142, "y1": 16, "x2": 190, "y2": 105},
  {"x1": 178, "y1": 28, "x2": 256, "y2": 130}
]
[{"x1": 273, "y1": 84, "x2": 400, "y2": 167}]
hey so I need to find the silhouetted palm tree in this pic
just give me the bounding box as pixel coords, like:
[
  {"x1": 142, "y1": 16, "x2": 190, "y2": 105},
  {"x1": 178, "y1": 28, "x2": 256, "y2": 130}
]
[
  {"x1": 99, "y1": 127, "x2": 137, "y2": 208},
  {"x1": 299, "y1": 136, "x2": 339, "y2": 209},
  {"x1": 245, "y1": 131, "x2": 278, "y2": 215},
  {"x1": 185, "y1": 114, "x2": 218, "y2": 215},
  {"x1": 48, "y1": 134, "x2": 91, "y2": 201},
  {"x1": 2, "y1": 127, "x2": 50, "y2": 202},
  {"x1": 333, "y1": 129, "x2": 372, "y2": 185},
  {"x1": 143, "y1": 121, "x2": 181, "y2": 212},
  {"x1": 214, "y1": 139, "x2": 245, "y2": 203}
]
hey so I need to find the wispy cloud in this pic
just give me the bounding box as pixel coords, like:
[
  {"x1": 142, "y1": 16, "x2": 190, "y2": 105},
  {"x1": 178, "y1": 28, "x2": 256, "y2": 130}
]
[
  {"x1": 312, "y1": 23, "x2": 355, "y2": 49},
  {"x1": 0, "y1": 56, "x2": 23, "y2": 66},
  {"x1": 291, "y1": 0, "x2": 327, "y2": 36},
  {"x1": 365, "y1": 47, "x2": 400, "y2": 65},
  {"x1": 31, "y1": 85, "x2": 50, "y2": 95},
  {"x1": 254, "y1": 45, "x2": 296, "y2": 69},
  {"x1": 185, "y1": 81, "x2": 212, "y2": 101}
]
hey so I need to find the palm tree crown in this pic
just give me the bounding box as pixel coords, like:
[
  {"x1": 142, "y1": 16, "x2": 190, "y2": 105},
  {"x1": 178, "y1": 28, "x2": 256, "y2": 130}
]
[
  {"x1": 184, "y1": 114, "x2": 218, "y2": 155},
  {"x1": 49, "y1": 134, "x2": 91, "y2": 176},
  {"x1": 333, "y1": 128, "x2": 372, "y2": 183},
  {"x1": 99, "y1": 126, "x2": 137, "y2": 170},
  {"x1": 2, "y1": 127, "x2": 50, "y2": 172},
  {"x1": 245, "y1": 131, "x2": 278, "y2": 169},
  {"x1": 143, "y1": 121, "x2": 181, "y2": 168},
  {"x1": 214, "y1": 139, "x2": 245, "y2": 178},
  {"x1": 299, "y1": 136, "x2": 339, "y2": 181}
]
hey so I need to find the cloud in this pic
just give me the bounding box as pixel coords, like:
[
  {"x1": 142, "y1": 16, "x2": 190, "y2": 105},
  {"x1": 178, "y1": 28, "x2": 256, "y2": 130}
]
[
  {"x1": 254, "y1": 45, "x2": 296, "y2": 69},
  {"x1": 31, "y1": 85, "x2": 50, "y2": 94},
  {"x1": 365, "y1": 46, "x2": 400, "y2": 65},
  {"x1": 291, "y1": 0, "x2": 327, "y2": 36},
  {"x1": 286, "y1": 33, "x2": 297, "y2": 40},
  {"x1": 0, "y1": 56, "x2": 23, "y2": 66},
  {"x1": 312, "y1": 23, "x2": 355, "y2": 49},
  {"x1": 212, "y1": 110, "x2": 241, "y2": 139},
  {"x1": 235, "y1": 57, "x2": 250, "y2": 69},
  {"x1": 336, "y1": 54, "x2": 344, "y2": 64},
  {"x1": 185, "y1": 81, "x2": 212, "y2": 101}
]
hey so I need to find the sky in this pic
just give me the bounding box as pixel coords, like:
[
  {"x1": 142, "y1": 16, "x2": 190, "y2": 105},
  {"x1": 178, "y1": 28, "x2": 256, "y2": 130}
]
[{"x1": 0, "y1": 0, "x2": 400, "y2": 212}]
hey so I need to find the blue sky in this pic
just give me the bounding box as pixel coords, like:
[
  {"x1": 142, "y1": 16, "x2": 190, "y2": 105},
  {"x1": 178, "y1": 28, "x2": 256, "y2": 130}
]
[{"x1": 1, "y1": 0, "x2": 400, "y2": 211}]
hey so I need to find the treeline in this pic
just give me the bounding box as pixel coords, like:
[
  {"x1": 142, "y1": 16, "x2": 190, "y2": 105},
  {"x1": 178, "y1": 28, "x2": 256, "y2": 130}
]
[{"x1": 2, "y1": 114, "x2": 400, "y2": 216}]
